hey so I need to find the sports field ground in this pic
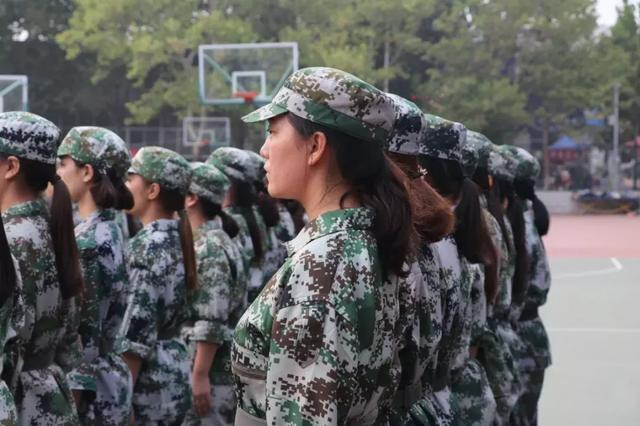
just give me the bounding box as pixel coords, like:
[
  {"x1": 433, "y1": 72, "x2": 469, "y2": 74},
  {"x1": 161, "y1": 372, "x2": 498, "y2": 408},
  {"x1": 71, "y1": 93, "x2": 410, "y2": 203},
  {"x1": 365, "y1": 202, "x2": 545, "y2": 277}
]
[{"x1": 539, "y1": 215, "x2": 640, "y2": 425}]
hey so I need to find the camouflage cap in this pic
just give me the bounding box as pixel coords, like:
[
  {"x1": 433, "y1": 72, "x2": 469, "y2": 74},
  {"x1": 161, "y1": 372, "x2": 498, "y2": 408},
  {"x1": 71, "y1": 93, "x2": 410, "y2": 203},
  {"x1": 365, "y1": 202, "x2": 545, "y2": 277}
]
[
  {"x1": 128, "y1": 146, "x2": 191, "y2": 194},
  {"x1": 488, "y1": 145, "x2": 516, "y2": 182},
  {"x1": 206, "y1": 147, "x2": 260, "y2": 184},
  {"x1": 499, "y1": 145, "x2": 540, "y2": 182},
  {"x1": 58, "y1": 126, "x2": 131, "y2": 178},
  {"x1": 242, "y1": 67, "x2": 395, "y2": 145},
  {"x1": 384, "y1": 93, "x2": 427, "y2": 156},
  {"x1": 419, "y1": 114, "x2": 467, "y2": 163},
  {"x1": 244, "y1": 150, "x2": 266, "y2": 184},
  {"x1": 460, "y1": 138, "x2": 480, "y2": 178},
  {"x1": 464, "y1": 131, "x2": 494, "y2": 170},
  {"x1": 189, "y1": 162, "x2": 230, "y2": 205},
  {"x1": 0, "y1": 111, "x2": 60, "y2": 165}
]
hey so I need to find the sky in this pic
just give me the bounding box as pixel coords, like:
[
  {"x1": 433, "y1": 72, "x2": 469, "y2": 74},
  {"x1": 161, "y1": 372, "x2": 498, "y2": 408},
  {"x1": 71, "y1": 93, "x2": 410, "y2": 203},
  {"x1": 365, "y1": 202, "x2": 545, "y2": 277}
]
[{"x1": 596, "y1": 0, "x2": 625, "y2": 27}]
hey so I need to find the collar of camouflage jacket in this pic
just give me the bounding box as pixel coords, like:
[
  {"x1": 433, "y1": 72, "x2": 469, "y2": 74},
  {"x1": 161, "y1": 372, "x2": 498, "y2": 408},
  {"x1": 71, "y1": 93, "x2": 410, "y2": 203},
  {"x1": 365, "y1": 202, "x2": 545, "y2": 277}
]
[
  {"x1": 285, "y1": 207, "x2": 374, "y2": 256},
  {"x1": 2, "y1": 197, "x2": 48, "y2": 222},
  {"x1": 194, "y1": 217, "x2": 223, "y2": 241},
  {"x1": 137, "y1": 217, "x2": 179, "y2": 239},
  {"x1": 74, "y1": 208, "x2": 115, "y2": 235}
]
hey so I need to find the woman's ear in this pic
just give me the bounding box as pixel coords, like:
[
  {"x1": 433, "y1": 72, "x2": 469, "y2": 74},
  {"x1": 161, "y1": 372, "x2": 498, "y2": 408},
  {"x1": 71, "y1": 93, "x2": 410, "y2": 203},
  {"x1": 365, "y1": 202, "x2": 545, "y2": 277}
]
[
  {"x1": 185, "y1": 193, "x2": 199, "y2": 209},
  {"x1": 4, "y1": 156, "x2": 20, "y2": 180},
  {"x1": 82, "y1": 164, "x2": 95, "y2": 184},
  {"x1": 307, "y1": 131, "x2": 328, "y2": 167},
  {"x1": 147, "y1": 182, "x2": 161, "y2": 201}
]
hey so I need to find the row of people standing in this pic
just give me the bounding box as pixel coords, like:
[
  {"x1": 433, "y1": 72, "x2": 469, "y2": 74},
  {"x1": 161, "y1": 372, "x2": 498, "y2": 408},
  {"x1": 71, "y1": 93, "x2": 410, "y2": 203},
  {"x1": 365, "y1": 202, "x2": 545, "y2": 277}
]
[
  {"x1": 0, "y1": 64, "x2": 552, "y2": 426},
  {"x1": 229, "y1": 66, "x2": 553, "y2": 425},
  {"x1": 0, "y1": 113, "x2": 297, "y2": 425}
]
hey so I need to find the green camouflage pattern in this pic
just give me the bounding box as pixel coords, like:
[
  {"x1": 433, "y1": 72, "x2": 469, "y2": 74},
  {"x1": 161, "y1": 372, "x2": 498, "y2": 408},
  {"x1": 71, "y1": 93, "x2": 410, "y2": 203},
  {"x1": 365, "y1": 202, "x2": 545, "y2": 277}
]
[
  {"x1": 182, "y1": 217, "x2": 247, "y2": 425},
  {"x1": 385, "y1": 93, "x2": 428, "y2": 156},
  {"x1": 420, "y1": 115, "x2": 467, "y2": 163},
  {"x1": 461, "y1": 131, "x2": 495, "y2": 177},
  {"x1": 189, "y1": 162, "x2": 231, "y2": 206},
  {"x1": 244, "y1": 149, "x2": 266, "y2": 184},
  {"x1": 58, "y1": 126, "x2": 131, "y2": 177},
  {"x1": 128, "y1": 146, "x2": 192, "y2": 195},
  {"x1": 242, "y1": 67, "x2": 396, "y2": 145},
  {"x1": 0, "y1": 111, "x2": 60, "y2": 165},
  {"x1": 2, "y1": 198, "x2": 79, "y2": 424},
  {"x1": 274, "y1": 203, "x2": 296, "y2": 242},
  {"x1": 232, "y1": 207, "x2": 403, "y2": 424},
  {"x1": 489, "y1": 145, "x2": 518, "y2": 183},
  {"x1": 207, "y1": 147, "x2": 261, "y2": 184},
  {"x1": 499, "y1": 145, "x2": 541, "y2": 183},
  {"x1": 0, "y1": 255, "x2": 25, "y2": 425},
  {"x1": 115, "y1": 218, "x2": 192, "y2": 423},
  {"x1": 224, "y1": 207, "x2": 255, "y2": 275},
  {"x1": 450, "y1": 358, "x2": 496, "y2": 426},
  {"x1": 407, "y1": 389, "x2": 455, "y2": 426},
  {"x1": 67, "y1": 209, "x2": 132, "y2": 425}
]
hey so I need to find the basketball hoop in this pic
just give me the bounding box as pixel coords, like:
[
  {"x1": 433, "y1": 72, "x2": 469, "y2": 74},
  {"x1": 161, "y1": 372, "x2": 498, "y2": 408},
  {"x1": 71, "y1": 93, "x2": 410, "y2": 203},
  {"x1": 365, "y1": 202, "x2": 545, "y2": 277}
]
[{"x1": 233, "y1": 91, "x2": 258, "y2": 104}]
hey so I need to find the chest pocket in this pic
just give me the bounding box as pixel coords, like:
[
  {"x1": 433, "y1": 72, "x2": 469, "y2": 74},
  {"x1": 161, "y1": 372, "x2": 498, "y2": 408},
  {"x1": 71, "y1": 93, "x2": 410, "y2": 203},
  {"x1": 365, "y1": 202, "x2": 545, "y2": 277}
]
[{"x1": 271, "y1": 302, "x2": 327, "y2": 369}]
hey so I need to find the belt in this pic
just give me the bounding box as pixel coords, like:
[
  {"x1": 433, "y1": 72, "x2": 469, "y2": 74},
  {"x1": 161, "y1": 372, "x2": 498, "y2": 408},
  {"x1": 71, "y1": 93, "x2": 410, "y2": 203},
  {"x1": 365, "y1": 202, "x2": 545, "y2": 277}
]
[
  {"x1": 520, "y1": 306, "x2": 539, "y2": 322},
  {"x1": 158, "y1": 327, "x2": 181, "y2": 340},
  {"x1": 22, "y1": 352, "x2": 55, "y2": 372},
  {"x1": 235, "y1": 406, "x2": 267, "y2": 426}
]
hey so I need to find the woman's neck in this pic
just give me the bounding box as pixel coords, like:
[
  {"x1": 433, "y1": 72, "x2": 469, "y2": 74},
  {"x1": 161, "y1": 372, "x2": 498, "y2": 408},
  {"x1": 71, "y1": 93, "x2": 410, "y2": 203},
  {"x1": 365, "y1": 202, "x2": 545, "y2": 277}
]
[
  {"x1": 301, "y1": 180, "x2": 360, "y2": 221},
  {"x1": 77, "y1": 190, "x2": 98, "y2": 220},
  {"x1": 0, "y1": 183, "x2": 38, "y2": 213},
  {"x1": 139, "y1": 203, "x2": 174, "y2": 227}
]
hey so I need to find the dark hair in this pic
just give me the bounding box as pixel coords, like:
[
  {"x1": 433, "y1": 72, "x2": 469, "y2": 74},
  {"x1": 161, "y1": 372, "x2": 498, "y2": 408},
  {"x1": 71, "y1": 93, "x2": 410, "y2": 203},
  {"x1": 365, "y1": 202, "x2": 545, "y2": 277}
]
[
  {"x1": 232, "y1": 180, "x2": 265, "y2": 262},
  {"x1": 287, "y1": 113, "x2": 417, "y2": 277},
  {"x1": 514, "y1": 179, "x2": 550, "y2": 236},
  {"x1": 71, "y1": 159, "x2": 134, "y2": 211},
  {"x1": 199, "y1": 196, "x2": 240, "y2": 239},
  {"x1": 387, "y1": 152, "x2": 454, "y2": 243},
  {"x1": 6, "y1": 156, "x2": 84, "y2": 299},
  {"x1": 0, "y1": 217, "x2": 17, "y2": 303},
  {"x1": 419, "y1": 156, "x2": 499, "y2": 302},
  {"x1": 497, "y1": 179, "x2": 530, "y2": 307},
  {"x1": 473, "y1": 167, "x2": 511, "y2": 252},
  {"x1": 283, "y1": 199, "x2": 306, "y2": 234},
  {"x1": 126, "y1": 214, "x2": 141, "y2": 238},
  {"x1": 255, "y1": 181, "x2": 281, "y2": 228},
  {"x1": 157, "y1": 186, "x2": 197, "y2": 291}
]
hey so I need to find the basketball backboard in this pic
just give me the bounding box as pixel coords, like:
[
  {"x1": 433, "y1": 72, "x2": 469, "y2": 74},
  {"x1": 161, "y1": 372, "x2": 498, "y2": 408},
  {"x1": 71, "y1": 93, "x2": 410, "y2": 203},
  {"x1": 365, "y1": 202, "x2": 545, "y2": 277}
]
[
  {"x1": 198, "y1": 42, "x2": 298, "y2": 106},
  {"x1": 0, "y1": 75, "x2": 28, "y2": 112}
]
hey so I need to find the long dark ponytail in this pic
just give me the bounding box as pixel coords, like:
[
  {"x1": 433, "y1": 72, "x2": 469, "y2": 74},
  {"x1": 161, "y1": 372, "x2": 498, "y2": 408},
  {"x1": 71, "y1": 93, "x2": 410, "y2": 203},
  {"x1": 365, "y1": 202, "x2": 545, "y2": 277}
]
[
  {"x1": 419, "y1": 156, "x2": 499, "y2": 301},
  {"x1": 200, "y1": 197, "x2": 240, "y2": 239},
  {"x1": 158, "y1": 187, "x2": 197, "y2": 291},
  {"x1": 232, "y1": 180, "x2": 265, "y2": 262},
  {"x1": 497, "y1": 179, "x2": 530, "y2": 306},
  {"x1": 287, "y1": 113, "x2": 417, "y2": 277},
  {"x1": 514, "y1": 179, "x2": 550, "y2": 236},
  {"x1": 0, "y1": 217, "x2": 17, "y2": 303},
  {"x1": 11, "y1": 157, "x2": 84, "y2": 299}
]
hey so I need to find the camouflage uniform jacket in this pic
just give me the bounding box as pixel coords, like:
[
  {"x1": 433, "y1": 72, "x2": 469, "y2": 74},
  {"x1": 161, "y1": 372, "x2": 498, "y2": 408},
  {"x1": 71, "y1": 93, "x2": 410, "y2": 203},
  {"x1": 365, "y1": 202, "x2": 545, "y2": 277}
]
[
  {"x1": 68, "y1": 209, "x2": 132, "y2": 425},
  {"x1": 0, "y1": 256, "x2": 25, "y2": 425},
  {"x1": 232, "y1": 207, "x2": 403, "y2": 425},
  {"x1": 184, "y1": 218, "x2": 247, "y2": 384},
  {"x1": 491, "y1": 218, "x2": 514, "y2": 320},
  {"x1": 224, "y1": 206, "x2": 256, "y2": 279},
  {"x1": 274, "y1": 203, "x2": 296, "y2": 242},
  {"x1": 430, "y1": 235, "x2": 469, "y2": 385},
  {"x1": 2, "y1": 198, "x2": 80, "y2": 425},
  {"x1": 115, "y1": 218, "x2": 191, "y2": 422},
  {"x1": 516, "y1": 206, "x2": 552, "y2": 371}
]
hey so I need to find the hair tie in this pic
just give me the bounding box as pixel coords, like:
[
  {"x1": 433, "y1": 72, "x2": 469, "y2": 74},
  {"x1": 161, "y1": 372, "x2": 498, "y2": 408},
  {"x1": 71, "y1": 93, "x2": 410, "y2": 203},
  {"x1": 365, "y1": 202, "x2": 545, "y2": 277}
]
[{"x1": 51, "y1": 174, "x2": 61, "y2": 184}]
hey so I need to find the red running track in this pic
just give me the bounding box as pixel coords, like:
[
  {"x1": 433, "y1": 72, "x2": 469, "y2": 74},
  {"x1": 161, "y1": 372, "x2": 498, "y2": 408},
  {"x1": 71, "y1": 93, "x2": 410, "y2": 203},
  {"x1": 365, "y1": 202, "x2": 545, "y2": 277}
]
[{"x1": 543, "y1": 215, "x2": 640, "y2": 258}]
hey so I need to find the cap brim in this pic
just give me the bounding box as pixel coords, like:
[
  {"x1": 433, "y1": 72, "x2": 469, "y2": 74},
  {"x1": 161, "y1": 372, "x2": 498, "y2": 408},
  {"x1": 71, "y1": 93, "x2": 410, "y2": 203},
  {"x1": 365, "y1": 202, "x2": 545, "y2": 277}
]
[{"x1": 241, "y1": 103, "x2": 288, "y2": 123}]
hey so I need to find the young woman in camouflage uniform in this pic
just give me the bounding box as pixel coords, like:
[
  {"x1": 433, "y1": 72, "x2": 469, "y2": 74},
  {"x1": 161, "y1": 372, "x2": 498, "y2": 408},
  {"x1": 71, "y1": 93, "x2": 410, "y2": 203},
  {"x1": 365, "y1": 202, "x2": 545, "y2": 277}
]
[
  {"x1": 207, "y1": 147, "x2": 270, "y2": 303},
  {"x1": 481, "y1": 146, "x2": 529, "y2": 425},
  {"x1": 116, "y1": 146, "x2": 196, "y2": 424},
  {"x1": 502, "y1": 146, "x2": 552, "y2": 426},
  {"x1": 412, "y1": 116, "x2": 498, "y2": 426},
  {"x1": 381, "y1": 93, "x2": 455, "y2": 424},
  {"x1": 182, "y1": 162, "x2": 247, "y2": 425},
  {"x1": 56, "y1": 126, "x2": 134, "y2": 425},
  {"x1": 232, "y1": 67, "x2": 417, "y2": 425},
  {"x1": 0, "y1": 111, "x2": 83, "y2": 425},
  {"x1": 0, "y1": 220, "x2": 24, "y2": 425}
]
